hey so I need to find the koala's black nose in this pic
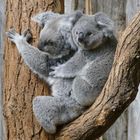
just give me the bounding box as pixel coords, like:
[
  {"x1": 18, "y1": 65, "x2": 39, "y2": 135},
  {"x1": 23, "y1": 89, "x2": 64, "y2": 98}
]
[{"x1": 78, "y1": 32, "x2": 84, "y2": 42}]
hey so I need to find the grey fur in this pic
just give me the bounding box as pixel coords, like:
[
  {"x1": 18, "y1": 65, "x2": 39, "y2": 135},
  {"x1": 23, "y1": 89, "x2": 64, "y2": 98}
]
[{"x1": 6, "y1": 11, "x2": 117, "y2": 134}]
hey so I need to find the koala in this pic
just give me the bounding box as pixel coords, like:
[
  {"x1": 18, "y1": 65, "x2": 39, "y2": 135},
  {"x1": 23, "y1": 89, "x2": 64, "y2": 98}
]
[
  {"x1": 6, "y1": 11, "x2": 117, "y2": 134},
  {"x1": 50, "y1": 12, "x2": 117, "y2": 106},
  {"x1": 6, "y1": 11, "x2": 83, "y2": 79}
]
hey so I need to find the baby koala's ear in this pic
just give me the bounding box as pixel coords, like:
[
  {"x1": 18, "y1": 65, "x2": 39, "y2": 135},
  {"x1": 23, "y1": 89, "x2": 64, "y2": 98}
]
[
  {"x1": 94, "y1": 12, "x2": 114, "y2": 29},
  {"x1": 31, "y1": 11, "x2": 60, "y2": 27},
  {"x1": 94, "y1": 12, "x2": 116, "y2": 38}
]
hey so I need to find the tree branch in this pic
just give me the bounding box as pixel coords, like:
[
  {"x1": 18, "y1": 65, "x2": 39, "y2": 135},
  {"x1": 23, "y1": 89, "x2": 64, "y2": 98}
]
[{"x1": 55, "y1": 11, "x2": 140, "y2": 140}]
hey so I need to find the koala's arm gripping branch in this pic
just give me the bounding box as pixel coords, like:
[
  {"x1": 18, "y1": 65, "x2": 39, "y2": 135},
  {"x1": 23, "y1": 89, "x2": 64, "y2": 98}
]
[
  {"x1": 6, "y1": 29, "x2": 49, "y2": 80},
  {"x1": 18, "y1": 42, "x2": 49, "y2": 80},
  {"x1": 55, "y1": 11, "x2": 140, "y2": 140}
]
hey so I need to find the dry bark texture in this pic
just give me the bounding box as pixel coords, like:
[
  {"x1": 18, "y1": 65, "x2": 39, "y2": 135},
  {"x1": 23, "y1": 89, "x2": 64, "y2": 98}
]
[
  {"x1": 55, "y1": 11, "x2": 140, "y2": 140},
  {"x1": 0, "y1": 0, "x2": 5, "y2": 139},
  {"x1": 4, "y1": 0, "x2": 63, "y2": 140}
]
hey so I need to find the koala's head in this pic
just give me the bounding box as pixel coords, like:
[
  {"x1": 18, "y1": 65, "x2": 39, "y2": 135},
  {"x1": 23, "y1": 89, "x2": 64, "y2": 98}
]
[
  {"x1": 32, "y1": 11, "x2": 83, "y2": 58},
  {"x1": 72, "y1": 12, "x2": 115, "y2": 50}
]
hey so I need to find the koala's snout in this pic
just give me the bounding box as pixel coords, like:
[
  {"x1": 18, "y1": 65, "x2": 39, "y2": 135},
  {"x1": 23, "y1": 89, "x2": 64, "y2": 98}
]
[{"x1": 78, "y1": 32, "x2": 84, "y2": 42}]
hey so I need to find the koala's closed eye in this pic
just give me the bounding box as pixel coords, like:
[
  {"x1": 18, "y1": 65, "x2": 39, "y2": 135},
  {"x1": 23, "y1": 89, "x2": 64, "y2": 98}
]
[
  {"x1": 45, "y1": 40, "x2": 54, "y2": 46},
  {"x1": 86, "y1": 32, "x2": 92, "y2": 36}
]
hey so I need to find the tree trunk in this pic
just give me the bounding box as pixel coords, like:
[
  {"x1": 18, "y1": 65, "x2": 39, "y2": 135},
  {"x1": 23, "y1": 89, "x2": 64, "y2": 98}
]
[
  {"x1": 3, "y1": 0, "x2": 63, "y2": 140},
  {"x1": 55, "y1": 11, "x2": 140, "y2": 140},
  {"x1": 126, "y1": 1, "x2": 140, "y2": 140},
  {"x1": 0, "y1": 0, "x2": 5, "y2": 139}
]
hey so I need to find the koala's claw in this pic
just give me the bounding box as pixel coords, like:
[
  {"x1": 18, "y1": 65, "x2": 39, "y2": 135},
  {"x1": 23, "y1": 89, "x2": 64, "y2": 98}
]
[
  {"x1": 50, "y1": 66, "x2": 56, "y2": 71},
  {"x1": 49, "y1": 66, "x2": 58, "y2": 77},
  {"x1": 49, "y1": 71, "x2": 55, "y2": 77},
  {"x1": 57, "y1": 62, "x2": 61, "y2": 66},
  {"x1": 49, "y1": 65, "x2": 63, "y2": 77},
  {"x1": 6, "y1": 28, "x2": 16, "y2": 39}
]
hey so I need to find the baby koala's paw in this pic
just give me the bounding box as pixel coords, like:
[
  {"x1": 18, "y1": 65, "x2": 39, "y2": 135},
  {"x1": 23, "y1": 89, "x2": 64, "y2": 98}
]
[{"x1": 49, "y1": 63, "x2": 64, "y2": 78}]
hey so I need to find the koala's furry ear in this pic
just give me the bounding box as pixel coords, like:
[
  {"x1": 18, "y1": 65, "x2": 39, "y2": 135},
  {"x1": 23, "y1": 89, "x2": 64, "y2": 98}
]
[
  {"x1": 31, "y1": 11, "x2": 60, "y2": 27},
  {"x1": 67, "y1": 10, "x2": 83, "y2": 24},
  {"x1": 94, "y1": 12, "x2": 114, "y2": 29},
  {"x1": 94, "y1": 12, "x2": 117, "y2": 38}
]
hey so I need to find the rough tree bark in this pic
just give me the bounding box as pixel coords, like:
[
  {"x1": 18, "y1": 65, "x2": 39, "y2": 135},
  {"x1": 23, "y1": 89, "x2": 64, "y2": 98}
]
[
  {"x1": 0, "y1": 0, "x2": 5, "y2": 139},
  {"x1": 55, "y1": 11, "x2": 140, "y2": 140},
  {"x1": 3, "y1": 0, "x2": 63, "y2": 140}
]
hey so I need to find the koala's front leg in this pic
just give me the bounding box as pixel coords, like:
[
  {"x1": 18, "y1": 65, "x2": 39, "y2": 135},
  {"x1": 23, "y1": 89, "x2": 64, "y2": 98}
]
[
  {"x1": 49, "y1": 61, "x2": 79, "y2": 78},
  {"x1": 6, "y1": 28, "x2": 49, "y2": 81},
  {"x1": 49, "y1": 51, "x2": 86, "y2": 78}
]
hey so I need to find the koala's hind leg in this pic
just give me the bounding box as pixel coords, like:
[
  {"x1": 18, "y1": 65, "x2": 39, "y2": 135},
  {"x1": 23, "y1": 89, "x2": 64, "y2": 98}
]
[
  {"x1": 33, "y1": 96, "x2": 59, "y2": 134},
  {"x1": 33, "y1": 96, "x2": 57, "y2": 133},
  {"x1": 6, "y1": 28, "x2": 49, "y2": 81},
  {"x1": 33, "y1": 96, "x2": 84, "y2": 134}
]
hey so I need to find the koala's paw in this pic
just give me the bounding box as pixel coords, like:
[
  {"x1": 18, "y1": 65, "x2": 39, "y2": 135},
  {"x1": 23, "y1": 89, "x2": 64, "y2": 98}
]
[
  {"x1": 6, "y1": 28, "x2": 22, "y2": 44},
  {"x1": 49, "y1": 64, "x2": 64, "y2": 78},
  {"x1": 6, "y1": 28, "x2": 32, "y2": 44}
]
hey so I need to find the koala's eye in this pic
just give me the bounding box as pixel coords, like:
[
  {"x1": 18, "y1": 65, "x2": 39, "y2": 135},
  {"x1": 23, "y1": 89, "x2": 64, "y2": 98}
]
[
  {"x1": 50, "y1": 42, "x2": 54, "y2": 46},
  {"x1": 97, "y1": 24, "x2": 105, "y2": 30},
  {"x1": 76, "y1": 31, "x2": 79, "y2": 35},
  {"x1": 48, "y1": 40, "x2": 54, "y2": 46},
  {"x1": 87, "y1": 32, "x2": 92, "y2": 36}
]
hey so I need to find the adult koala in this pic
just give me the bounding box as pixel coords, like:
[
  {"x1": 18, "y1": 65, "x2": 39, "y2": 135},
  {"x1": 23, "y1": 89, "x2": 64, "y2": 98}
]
[
  {"x1": 6, "y1": 10, "x2": 84, "y2": 134},
  {"x1": 6, "y1": 11, "x2": 117, "y2": 134}
]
